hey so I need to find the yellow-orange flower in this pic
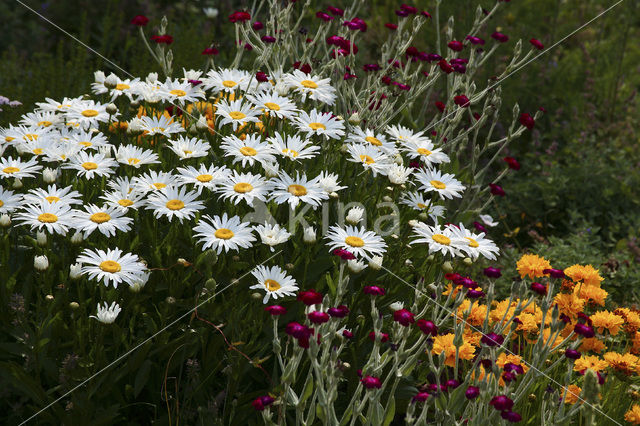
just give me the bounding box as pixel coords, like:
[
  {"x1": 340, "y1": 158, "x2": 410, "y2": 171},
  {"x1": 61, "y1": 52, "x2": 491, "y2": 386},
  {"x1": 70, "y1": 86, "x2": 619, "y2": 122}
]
[
  {"x1": 603, "y1": 352, "x2": 640, "y2": 375},
  {"x1": 573, "y1": 355, "x2": 608, "y2": 373},
  {"x1": 456, "y1": 300, "x2": 487, "y2": 327},
  {"x1": 496, "y1": 353, "x2": 529, "y2": 373},
  {"x1": 590, "y1": 310, "x2": 624, "y2": 336},
  {"x1": 562, "y1": 385, "x2": 582, "y2": 405},
  {"x1": 616, "y1": 308, "x2": 640, "y2": 333},
  {"x1": 516, "y1": 254, "x2": 551, "y2": 279},
  {"x1": 633, "y1": 332, "x2": 640, "y2": 355},
  {"x1": 625, "y1": 404, "x2": 640, "y2": 425},
  {"x1": 564, "y1": 264, "x2": 604, "y2": 287},
  {"x1": 574, "y1": 284, "x2": 607, "y2": 306},
  {"x1": 542, "y1": 328, "x2": 565, "y2": 348},
  {"x1": 553, "y1": 293, "x2": 585, "y2": 320},
  {"x1": 431, "y1": 333, "x2": 475, "y2": 367},
  {"x1": 515, "y1": 312, "x2": 540, "y2": 337},
  {"x1": 579, "y1": 337, "x2": 606, "y2": 354}
]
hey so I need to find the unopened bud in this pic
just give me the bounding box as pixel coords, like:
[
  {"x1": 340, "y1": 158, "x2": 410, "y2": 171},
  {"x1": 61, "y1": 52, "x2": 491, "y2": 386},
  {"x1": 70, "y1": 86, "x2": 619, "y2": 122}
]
[
  {"x1": 34, "y1": 255, "x2": 49, "y2": 271},
  {"x1": 442, "y1": 261, "x2": 453, "y2": 273},
  {"x1": 69, "y1": 301, "x2": 80, "y2": 310},
  {"x1": 348, "y1": 112, "x2": 361, "y2": 125},
  {"x1": 43, "y1": 167, "x2": 57, "y2": 183},
  {"x1": 70, "y1": 231, "x2": 83, "y2": 244},
  {"x1": 106, "y1": 103, "x2": 118, "y2": 115},
  {"x1": 104, "y1": 74, "x2": 118, "y2": 89},
  {"x1": 196, "y1": 115, "x2": 208, "y2": 131},
  {"x1": 36, "y1": 231, "x2": 47, "y2": 247},
  {"x1": 0, "y1": 214, "x2": 11, "y2": 227},
  {"x1": 13, "y1": 178, "x2": 23, "y2": 189},
  {"x1": 463, "y1": 257, "x2": 473, "y2": 265},
  {"x1": 303, "y1": 226, "x2": 316, "y2": 244}
]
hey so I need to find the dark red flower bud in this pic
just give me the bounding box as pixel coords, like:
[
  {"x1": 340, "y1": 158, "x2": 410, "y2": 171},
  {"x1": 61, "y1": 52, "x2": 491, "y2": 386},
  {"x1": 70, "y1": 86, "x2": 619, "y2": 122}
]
[
  {"x1": 481, "y1": 332, "x2": 504, "y2": 347},
  {"x1": 385, "y1": 23, "x2": 398, "y2": 30},
  {"x1": 445, "y1": 273, "x2": 462, "y2": 281},
  {"x1": 368, "y1": 331, "x2": 389, "y2": 342},
  {"x1": 412, "y1": 392, "x2": 430, "y2": 402},
  {"x1": 447, "y1": 40, "x2": 464, "y2": 52},
  {"x1": 573, "y1": 323, "x2": 595, "y2": 338},
  {"x1": 530, "y1": 38, "x2": 544, "y2": 50},
  {"x1": 491, "y1": 32, "x2": 509, "y2": 43},
  {"x1": 261, "y1": 35, "x2": 276, "y2": 43},
  {"x1": 328, "y1": 305, "x2": 350, "y2": 318},
  {"x1": 565, "y1": 349, "x2": 581, "y2": 360},
  {"x1": 473, "y1": 221, "x2": 487, "y2": 233},
  {"x1": 416, "y1": 319, "x2": 438, "y2": 335},
  {"x1": 454, "y1": 95, "x2": 470, "y2": 107},
  {"x1": 501, "y1": 411, "x2": 522, "y2": 423},
  {"x1": 308, "y1": 311, "x2": 330, "y2": 324},
  {"x1": 401, "y1": 4, "x2": 418, "y2": 14},
  {"x1": 202, "y1": 47, "x2": 219, "y2": 55},
  {"x1": 435, "y1": 101, "x2": 446, "y2": 112},
  {"x1": 465, "y1": 386, "x2": 480, "y2": 399},
  {"x1": 252, "y1": 21, "x2": 264, "y2": 30},
  {"x1": 531, "y1": 282, "x2": 547, "y2": 295},
  {"x1": 421, "y1": 11, "x2": 432, "y2": 18},
  {"x1": 327, "y1": 6, "x2": 344, "y2": 16},
  {"x1": 395, "y1": 9, "x2": 410, "y2": 17},
  {"x1": 503, "y1": 156, "x2": 521, "y2": 170},
  {"x1": 297, "y1": 290, "x2": 323, "y2": 305},
  {"x1": 342, "y1": 329, "x2": 354, "y2": 338},
  {"x1": 502, "y1": 371, "x2": 516, "y2": 382},
  {"x1": 446, "y1": 379, "x2": 460, "y2": 389},
  {"x1": 151, "y1": 35, "x2": 173, "y2": 44},
  {"x1": 285, "y1": 322, "x2": 312, "y2": 339},
  {"x1": 229, "y1": 11, "x2": 251, "y2": 23},
  {"x1": 131, "y1": 15, "x2": 149, "y2": 26},
  {"x1": 363, "y1": 285, "x2": 385, "y2": 296},
  {"x1": 333, "y1": 248, "x2": 355, "y2": 260},
  {"x1": 489, "y1": 183, "x2": 506, "y2": 196},
  {"x1": 504, "y1": 363, "x2": 524, "y2": 375},
  {"x1": 465, "y1": 35, "x2": 485, "y2": 45},
  {"x1": 484, "y1": 267, "x2": 502, "y2": 279},
  {"x1": 543, "y1": 268, "x2": 566, "y2": 279},
  {"x1": 251, "y1": 395, "x2": 274, "y2": 411},
  {"x1": 316, "y1": 11, "x2": 334, "y2": 21},
  {"x1": 363, "y1": 63, "x2": 381, "y2": 72},
  {"x1": 361, "y1": 375, "x2": 382, "y2": 389},
  {"x1": 489, "y1": 395, "x2": 514, "y2": 411},
  {"x1": 519, "y1": 112, "x2": 535, "y2": 129},
  {"x1": 467, "y1": 289, "x2": 485, "y2": 299},
  {"x1": 256, "y1": 71, "x2": 269, "y2": 82},
  {"x1": 244, "y1": 43, "x2": 253, "y2": 50},
  {"x1": 393, "y1": 309, "x2": 416, "y2": 326},
  {"x1": 264, "y1": 305, "x2": 287, "y2": 315}
]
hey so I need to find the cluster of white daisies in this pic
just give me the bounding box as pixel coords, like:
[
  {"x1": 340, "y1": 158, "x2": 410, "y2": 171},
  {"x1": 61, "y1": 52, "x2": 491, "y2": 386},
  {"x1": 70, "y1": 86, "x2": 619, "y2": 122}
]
[{"x1": 0, "y1": 67, "x2": 498, "y2": 322}]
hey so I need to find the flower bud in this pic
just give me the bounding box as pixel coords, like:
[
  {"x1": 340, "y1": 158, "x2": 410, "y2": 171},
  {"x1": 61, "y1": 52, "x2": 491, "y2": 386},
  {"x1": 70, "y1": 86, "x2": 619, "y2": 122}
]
[
  {"x1": 346, "y1": 207, "x2": 364, "y2": 225},
  {"x1": 442, "y1": 261, "x2": 453, "y2": 273},
  {"x1": 43, "y1": 167, "x2": 57, "y2": 183},
  {"x1": 196, "y1": 115, "x2": 209, "y2": 131},
  {"x1": 303, "y1": 226, "x2": 316, "y2": 244},
  {"x1": 36, "y1": 231, "x2": 47, "y2": 247},
  {"x1": 129, "y1": 272, "x2": 150, "y2": 292},
  {"x1": 13, "y1": 178, "x2": 23, "y2": 189},
  {"x1": 69, "y1": 301, "x2": 80, "y2": 310},
  {"x1": 34, "y1": 255, "x2": 49, "y2": 271},
  {"x1": 69, "y1": 263, "x2": 82, "y2": 280},
  {"x1": 463, "y1": 257, "x2": 473, "y2": 266},
  {"x1": 0, "y1": 214, "x2": 11, "y2": 227},
  {"x1": 106, "y1": 103, "x2": 118, "y2": 115},
  {"x1": 348, "y1": 112, "x2": 361, "y2": 125},
  {"x1": 369, "y1": 255, "x2": 383, "y2": 270},
  {"x1": 104, "y1": 74, "x2": 118, "y2": 89},
  {"x1": 45, "y1": 294, "x2": 54, "y2": 301},
  {"x1": 70, "y1": 231, "x2": 83, "y2": 244},
  {"x1": 347, "y1": 259, "x2": 367, "y2": 273}
]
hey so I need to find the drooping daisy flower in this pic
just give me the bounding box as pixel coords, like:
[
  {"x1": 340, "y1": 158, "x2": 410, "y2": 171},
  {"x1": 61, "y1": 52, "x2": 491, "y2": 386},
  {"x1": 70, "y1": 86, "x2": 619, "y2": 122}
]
[
  {"x1": 268, "y1": 171, "x2": 329, "y2": 209},
  {"x1": 167, "y1": 136, "x2": 211, "y2": 160},
  {"x1": 347, "y1": 127, "x2": 397, "y2": 155},
  {"x1": 400, "y1": 139, "x2": 450, "y2": 167},
  {"x1": 247, "y1": 91, "x2": 298, "y2": 120},
  {"x1": 447, "y1": 223, "x2": 499, "y2": 260},
  {"x1": 73, "y1": 204, "x2": 133, "y2": 238},
  {"x1": 250, "y1": 265, "x2": 299, "y2": 304},
  {"x1": 216, "y1": 99, "x2": 261, "y2": 131},
  {"x1": 346, "y1": 144, "x2": 393, "y2": 176},
  {"x1": 0, "y1": 186, "x2": 23, "y2": 214},
  {"x1": 139, "y1": 115, "x2": 184, "y2": 137},
  {"x1": 316, "y1": 171, "x2": 347, "y2": 193},
  {"x1": 410, "y1": 224, "x2": 463, "y2": 257},
  {"x1": 267, "y1": 132, "x2": 320, "y2": 161},
  {"x1": 202, "y1": 68, "x2": 253, "y2": 94},
  {"x1": 285, "y1": 70, "x2": 336, "y2": 105},
  {"x1": 0, "y1": 156, "x2": 42, "y2": 179},
  {"x1": 114, "y1": 145, "x2": 160, "y2": 168},
  {"x1": 216, "y1": 171, "x2": 270, "y2": 205},
  {"x1": 159, "y1": 78, "x2": 205, "y2": 105},
  {"x1": 176, "y1": 164, "x2": 230, "y2": 193},
  {"x1": 90, "y1": 301, "x2": 122, "y2": 324},
  {"x1": 294, "y1": 109, "x2": 345, "y2": 139},
  {"x1": 220, "y1": 134, "x2": 275, "y2": 167},
  {"x1": 76, "y1": 247, "x2": 147, "y2": 288},
  {"x1": 144, "y1": 186, "x2": 205, "y2": 223},
  {"x1": 325, "y1": 225, "x2": 387, "y2": 260},
  {"x1": 387, "y1": 163, "x2": 414, "y2": 185},
  {"x1": 415, "y1": 168, "x2": 465, "y2": 200},
  {"x1": 23, "y1": 184, "x2": 82, "y2": 206},
  {"x1": 15, "y1": 201, "x2": 77, "y2": 235},
  {"x1": 193, "y1": 213, "x2": 256, "y2": 254},
  {"x1": 401, "y1": 192, "x2": 446, "y2": 221},
  {"x1": 63, "y1": 150, "x2": 118, "y2": 179},
  {"x1": 253, "y1": 222, "x2": 292, "y2": 251},
  {"x1": 134, "y1": 170, "x2": 180, "y2": 194}
]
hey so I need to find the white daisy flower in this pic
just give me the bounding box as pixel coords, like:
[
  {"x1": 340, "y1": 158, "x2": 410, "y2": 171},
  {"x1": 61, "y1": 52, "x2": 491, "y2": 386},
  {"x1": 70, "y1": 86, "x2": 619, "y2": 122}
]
[
  {"x1": 216, "y1": 171, "x2": 270, "y2": 206},
  {"x1": 387, "y1": 163, "x2": 414, "y2": 185},
  {"x1": 222, "y1": 134, "x2": 274, "y2": 167},
  {"x1": 100, "y1": 188, "x2": 146, "y2": 212},
  {"x1": 0, "y1": 186, "x2": 22, "y2": 214},
  {"x1": 144, "y1": 186, "x2": 205, "y2": 223},
  {"x1": 400, "y1": 138, "x2": 450, "y2": 167},
  {"x1": 36, "y1": 96, "x2": 82, "y2": 113},
  {"x1": 167, "y1": 136, "x2": 211, "y2": 160},
  {"x1": 68, "y1": 130, "x2": 109, "y2": 150},
  {"x1": 253, "y1": 222, "x2": 292, "y2": 251},
  {"x1": 415, "y1": 168, "x2": 465, "y2": 200},
  {"x1": 63, "y1": 151, "x2": 117, "y2": 179},
  {"x1": 294, "y1": 109, "x2": 345, "y2": 140},
  {"x1": 250, "y1": 265, "x2": 299, "y2": 304},
  {"x1": 0, "y1": 156, "x2": 42, "y2": 179},
  {"x1": 42, "y1": 142, "x2": 81, "y2": 163},
  {"x1": 139, "y1": 115, "x2": 184, "y2": 137},
  {"x1": 479, "y1": 214, "x2": 498, "y2": 227},
  {"x1": 447, "y1": 223, "x2": 499, "y2": 260},
  {"x1": 18, "y1": 136, "x2": 57, "y2": 158},
  {"x1": 386, "y1": 124, "x2": 430, "y2": 144},
  {"x1": 267, "y1": 132, "x2": 320, "y2": 161},
  {"x1": 114, "y1": 145, "x2": 160, "y2": 168},
  {"x1": 91, "y1": 72, "x2": 140, "y2": 101},
  {"x1": 401, "y1": 192, "x2": 446, "y2": 222},
  {"x1": 5, "y1": 125, "x2": 52, "y2": 144},
  {"x1": 193, "y1": 213, "x2": 256, "y2": 254},
  {"x1": 23, "y1": 184, "x2": 82, "y2": 206},
  {"x1": 90, "y1": 301, "x2": 122, "y2": 324},
  {"x1": 73, "y1": 204, "x2": 133, "y2": 238},
  {"x1": 347, "y1": 127, "x2": 397, "y2": 155},
  {"x1": 133, "y1": 170, "x2": 179, "y2": 193},
  {"x1": 176, "y1": 164, "x2": 230, "y2": 193},
  {"x1": 202, "y1": 68, "x2": 253, "y2": 94},
  {"x1": 19, "y1": 111, "x2": 62, "y2": 128},
  {"x1": 67, "y1": 100, "x2": 114, "y2": 129},
  {"x1": 346, "y1": 144, "x2": 393, "y2": 176},
  {"x1": 410, "y1": 223, "x2": 464, "y2": 257},
  {"x1": 347, "y1": 259, "x2": 367, "y2": 273},
  {"x1": 216, "y1": 99, "x2": 260, "y2": 131},
  {"x1": 159, "y1": 78, "x2": 205, "y2": 105},
  {"x1": 15, "y1": 201, "x2": 77, "y2": 235},
  {"x1": 268, "y1": 171, "x2": 329, "y2": 209},
  {"x1": 247, "y1": 91, "x2": 298, "y2": 120},
  {"x1": 76, "y1": 247, "x2": 147, "y2": 288},
  {"x1": 325, "y1": 225, "x2": 387, "y2": 260},
  {"x1": 316, "y1": 171, "x2": 347, "y2": 193},
  {"x1": 285, "y1": 70, "x2": 337, "y2": 105}
]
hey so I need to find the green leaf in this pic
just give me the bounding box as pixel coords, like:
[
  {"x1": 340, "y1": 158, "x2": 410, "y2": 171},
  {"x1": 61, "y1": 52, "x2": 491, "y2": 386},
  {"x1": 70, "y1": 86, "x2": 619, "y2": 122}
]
[
  {"x1": 134, "y1": 359, "x2": 152, "y2": 397},
  {"x1": 383, "y1": 397, "x2": 395, "y2": 426},
  {"x1": 300, "y1": 376, "x2": 314, "y2": 405}
]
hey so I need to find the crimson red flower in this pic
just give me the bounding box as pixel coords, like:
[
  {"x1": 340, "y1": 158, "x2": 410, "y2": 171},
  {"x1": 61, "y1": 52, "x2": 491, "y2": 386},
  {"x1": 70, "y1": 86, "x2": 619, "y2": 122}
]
[
  {"x1": 316, "y1": 11, "x2": 334, "y2": 21},
  {"x1": 530, "y1": 38, "x2": 544, "y2": 50},
  {"x1": 363, "y1": 285, "x2": 385, "y2": 296},
  {"x1": 292, "y1": 61, "x2": 312, "y2": 73},
  {"x1": 421, "y1": 11, "x2": 432, "y2": 18},
  {"x1": 467, "y1": 289, "x2": 485, "y2": 299},
  {"x1": 473, "y1": 221, "x2": 487, "y2": 233},
  {"x1": 252, "y1": 395, "x2": 275, "y2": 411},
  {"x1": 261, "y1": 35, "x2": 276, "y2": 43},
  {"x1": 328, "y1": 305, "x2": 350, "y2": 318},
  {"x1": 343, "y1": 18, "x2": 367, "y2": 32},
  {"x1": 489, "y1": 395, "x2": 514, "y2": 411},
  {"x1": 416, "y1": 319, "x2": 438, "y2": 335},
  {"x1": 308, "y1": 311, "x2": 330, "y2": 324},
  {"x1": 466, "y1": 35, "x2": 485, "y2": 45},
  {"x1": 393, "y1": 309, "x2": 415, "y2": 326},
  {"x1": 565, "y1": 349, "x2": 581, "y2": 360},
  {"x1": 327, "y1": 6, "x2": 344, "y2": 16},
  {"x1": 229, "y1": 11, "x2": 251, "y2": 23},
  {"x1": 412, "y1": 392, "x2": 430, "y2": 402},
  {"x1": 256, "y1": 71, "x2": 269, "y2": 82},
  {"x1": 531, "y1": 282, "x2": 547, "y2": 295},
  {"x1": 501, "y1": 411, "x2": 522, "y2": 423},
  {"x1": 395, "y1": 9, "x2": 410, "y2": 17},
  {"x1": 285, "y1": 322, "x2": 313, "y2": 339},
  {"x1": 465, "y1": 386, "x2": 480, "y2": 399},
  {"x1": 252, "y1": 21, "x2": 264, "y2": 30},
  {"x1": 503, "y1": 156, "x2": 521, "y2": 170},
  {"x1": 489, "y1": 183, "x2": 506, "y2": 196},
  {"x1": 151, "y1": 35, "x2": 173, "y2": 44},
  {"x1": 343, "y1": 329, "x2": 354, "y2": 338},
  {"x1": 435, "y1": 101, "x2": 445, "y2": 112},
  {"x1": 264, "y1": 305, "x2": 287, "y2": 315},
  {"x1": 363, "y1": 63, "x2": 381, "y2": 72},
  {"x1": 454, "y1": 95, "x2": 470, "y2": 107},
  {"x1": 297, "y1": 290, "x2": 323, "y2": 305},
  {"x1": 401, "y1": 4, "x2": 418, "y2": 14},
  {"x1": 444, "y1": 273, "x2": 461, "y2": 281},
  {"x1": 361, "y1": 375, "x2": 382, "y2": 389},
  {"x1": 131, "y1": 15, "x2": 149, "y2": 26},
  {"x1": 202, "y1": 47, "x2": 219, "y2": 55},
  {"x1": 519, "y1": 112, "x2": 535, "y2": 129},
  {"x1": 543, "y1": 268, "x2": 566, "y2": 279},
  {"x1": 447, "y1": 40, "x2": 464, "y2": 51},
  {"x1": 333, "y1": 248, "x2": 355, "y2": 260},
  {"x1": 574, "y1": 323, "x2": 595, "y2": 338},
  {"x1": 484, "y1": 267, "x2": 502, "y2": 278},
  {"x1": 368, "y1": 331, "x2": 389, "y2": 342},
  {"x1": 491, "y1": 32, "x2": 509, "y2": 43},
  {"x1": 481, "y1": 332, "x2": 504, "y2": 347},
  {"x1": 385, "y1": 23, "x2": 398, "y2": 30}
]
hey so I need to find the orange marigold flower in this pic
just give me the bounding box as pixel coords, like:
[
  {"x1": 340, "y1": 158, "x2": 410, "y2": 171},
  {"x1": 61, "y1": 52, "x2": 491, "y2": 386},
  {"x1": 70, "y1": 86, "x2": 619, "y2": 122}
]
[
  {"x1": 496, "y1": 353, "x2": 529, "y2": 373},
  {"x1": 543, "y1": 327, "x2": 565, "y2": 348},
  {"x1": 431, "y1": 333, "x2": 475, "y2": 367},
  {"x1": 562, "y1": 385, "x2": 582, "y2": 405},
  {"x1": 456, "y1": 300, "x2": 487, "y2": 327},
  {"x1": 516, "y1": 254, "x2": 551, "y2": 279},
  {"x1": 515, "y1": 312, "x2": 540, "y2": 336},
  {"x1": 616, "y1": 308, "x2": 640, "y2": 333},
  {"x1": 463, "y1": 330, "x2": 482, "y2": 346},
  {"x1": 603, "y1": 352, "x2": 640, "y2": 375},
  {"x1": 573, "y1": 355, "x2": 608, "y2": 373},
  {"x1": 625, "y1": 404, "x2": 640, "y2": 425},
  {"x1": 553, "y1": 293, "x2": 585, "y2": 320},
  {"x1": 564, "y1": 264, "x2": 604, "y2": 287},
  {"x1": 579, "y1": 337, "x2": 606, "y2": 354},
  {"x1": 574, "y1": 284, "x2": 607, "y2": 306},
  {"x1": 590, "y1": 310, "x2": 625, "y2": 336}
]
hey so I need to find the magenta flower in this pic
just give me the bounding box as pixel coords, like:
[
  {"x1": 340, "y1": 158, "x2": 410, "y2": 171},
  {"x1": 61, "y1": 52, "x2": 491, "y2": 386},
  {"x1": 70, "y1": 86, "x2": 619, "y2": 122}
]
[
  {"x1": 385, "y1": 23, "x2": 398, "y2": 30},
  {"x1": 454, "y1": 95, "x2": 470, "y2": 107},
  {"x1": 151, "y1": 35, "x2": 173, "y2": 44},
  {"x1": 297, "y1": 290, "x2": 323, "y2": 305},
  {"x1": 308, "y1": 311, "x2": 330, "y2": 324},
  {"x1": 519, "y1": 112, "x2": 535, "y2": 129},
  {"x1": 393, "y1": 309, "x2": 416, "y2": 326},
  {"x1": 473, "y1": 221, "x2": 488, "y2": 233},
  {"x1": 412, "y1": 392, "x2": 430, "y2": 402},
  {"x1": 445, "y1": 379, "x2": 460, "y2": 389},
  {"x1": 264, "y1": 305, "x2": 287, "y2": 316},
  {"x1": 466, "y1": 35, "x2": 485, "y2": 45},
  {"x1": 361, "y1": 375, "x2": 382, "y2": 389},
  {"x1": 131, "y1": 15, "x2": 149, "y2": 26},
  {"x1": 368, "y1": 331, "x2": 389, "y2": 343},
  {"x1": 256, "y1": 71, "x2": 269, "y2": 82},
  {"x1": 342, "y1": 329, "x2": 354, "y2": 339},
  {"x1": 333, "y1": 248, "x2": 356, "y2": 260},
  {"x1": 252, "y1": 21, "x2": 264, "y2": 30},
  {"x1": 328, "y1": 305, "x2": 350, "y2": 318},
  {"x1": 229, "y1": 11, "x2": 251, "y2": 23},
  {"x1": 327, "y1": 6, "x2": 344, "y2": 16},
  {"x1": 251, "y1": 395, "x2": 275, "y2": 411},
  {"x1": 503, "y1": 156, "x2": 521, "y2": 170},
  {"x1": 531, "y1": 282, "x2": 547, "y2": 295},
  {"x1": 416, "y1": 319, "x2": 438, "y2": 336},
  {"x1": 573, "y1": 323, "x2": 595, "y2": 338},
  {"x1": 484, "y1": 267, "x2": 502, "y2": 279},
  {"x1": 465, "y1": 386, "x2": 480, "y2": 399},
  {"x1": 481, "y1": 332, "x2": 505, "y2": 347},
  {"x1": 491, "y1": 31, "x2": 509, "y2": 42},
  {"x1": 489, "y1": 183, "x2": 506, "y2": 196},
  {"x1": 202, "y1": 47, "x2": 219, "y2": 55},
  {"x1": 501, "y1": 411, "x2": 522, "y2": 423},
  {"x1": 530, "y1": 38, "x2": 544, "y2": 50},
  {"x1": 363, "y1": 285, "x2": 385, "y2": 296},
  {"x1": 565, "y1": 349, "x2": 581, "y2": 360},
  {"x1": 285, "y1": 322, "x2": 311, "y2": 339},
  {"x1": 467, "y1": 289, "x2": 485, "y2": 299},
  {"x1": 447, "y1": 40, "x2": 464, "y2": 52},
  {"x1": 261, "y1": 35, "x2": 276, "y2": 43},
  {"x1": 316, "y1": 11, "x2": 334, "y2": 21},
  {"x1": 489, "y1": 395, "x2": 514, "y2": 411},
  {"x1": 543, "y1": 268, "x2": 566, "y2": 279},
  {"x1": 439, "y1": 59, "x2": 453, "y2": 74}
]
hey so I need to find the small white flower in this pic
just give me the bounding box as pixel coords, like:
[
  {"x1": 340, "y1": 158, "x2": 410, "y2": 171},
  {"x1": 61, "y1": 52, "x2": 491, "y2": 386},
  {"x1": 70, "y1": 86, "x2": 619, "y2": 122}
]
[
  {"x1": 90, "y1": 301, "x2": 121, "y2": 324},
  {"x1": 479, "y1": 214, "x2": 498, "y2": 227},
  {"x1": 346, "y1": 207, "x2": 365, "y2": 225},
  {"x1": 0, "y1": 214, "x2": 11, "y2": 227},
  {"x1": 254, "y1": 222, "x2": 291, "y2": 251},
  {"x1": 303, "y1": 226, "x2": 316, "y2": 244},
  {"x1": 129, "y1": 271, "x2": 150, "y2": 292},
  {"x1": 369, "y1": 255, "x2": 383, "y2": 270},
  {"x1": 69, "y1": 263, "x2": 82, "y2": 280},
  {"x1": 34, "y1": 255, "x2": 49, "y2": 271},
  {"x1": 389, "y1": 301, "x2": 404, "y2": 311},
  {"x1": 36, "y1": 231, "x2": 47, "y2": 246},
  {"x1": 43, "y1": 167, "x2": 57, "y2": 183},
  {"x1": 347, "y1": 259, "x2": 367, "y2": 273}
]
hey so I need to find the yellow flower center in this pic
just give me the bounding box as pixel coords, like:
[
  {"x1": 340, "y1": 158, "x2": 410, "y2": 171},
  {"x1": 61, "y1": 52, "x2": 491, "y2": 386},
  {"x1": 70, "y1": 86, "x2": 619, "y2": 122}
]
[
  {"x1": 90, "y1": 212, "x2": 111, "y2": 223},
  {"x1": 196, "y1": 174, "x2": 213, "y2": 182},
  {"x1": 288, "y1": 184, "x2": 307, "y2": 196},
  {"x1": 116, "y1": 83, "x2": 130, "y2": 90},
  {"x1": 128, "y1": 158, "x2": 141, "y2": 165},
  {"x1": 365, "y1": 136, "x2": 382, "y2": 146},
  {"x1": 37, "y1": 121, "x2": 52, "y2": 127},
  {"x1": 25, "y1": 134, "x2": 38, "y2": 141},
  {"x1": 170, "y1": 89, "x2": 187, "y2": 97},
  {"x1": 345, "y1": 236, "x2": 365, "y2": 247},
  {"x1": 283, "y1": 148, "x2": 299, "y2": 157},
  {"x1": 233, "y1": 182, "x2": 253, "y2": 193},
  {"x1": 222, "y1": 80, "x2": 237, "y2": 88},
  {"x1": 45, "y1": 196, "x2": 60, "y2": 203},
  {"x1": 264, "y1": 102, "x2": 281, "y2": 111},
  {"x1": 38, "y1": 213, "x2": 58, "y2": 223},
  {"x1": 229, "y1": 111, "x2": 246, "y2": 120},
  {"x1": 3, "y1": 167, "x2": 20, "y2": 174},
  {"x1": 214, "y1": 228, "x2": 234, "y2": 240},
  {"x1": 153, "y1": 183, "x2": 167, "y2": 190},
  {"x1": 300, "y1": 79, "x2": 318, "y2": 89},
  {"x1": 432, "y1": 234, "x2": 451, "y2": 245},
  {"x1": 0, "y1": 200, "x2": 3, "y2": 207},
  {"x1": 465, "y1": 237, "x2": 480, "y2": 248},
  {"x1": 151, "y1": 127, "x2": 166, "y2": 133},
  {"x1": 82, "y1": 109, "x2": 99, "y2": 117},
  {"x1": 430, "y1": 180, "x2": 446, "y2": 190},
  {"x1": 265, "y1": 279, "x2": 281, "y2": 291},
  {"x1": 239, "y1": 146, "x2": 258, "y2": 156},
  {"x1": 309, "y1": 122, "x2": 326, "y2": 131},
  {"x1": 417, "y1": 203, "x2": 428, "y2": 209},
  {"x1": 118, "y1": 199, "x2": 133, "y2": 207},
  {"x1": 32, "y1": 148, "x2": 43, "y2": 155},
  {"x1": 360, "y1": 155, "x2": 375, "y2": 165},
  {"x1": 182, "y1": 150, "x2": 193, "y2": 155},
  {"x1": 417, "y1": 148, "x2": 432, "y2": 156},
  {"x1": 79, "y1": 141, "x2": 92, "y2": 147},
  {"x1": 166, "y1": 199, "x2": 185, "y2": 210},
  {"x1": 5, "y1": 136, "x2": 15, "y2": 142},
  {"x1": 82, "y1": 162, "x2": 98, "y2": 170},
  {"x1": 99, "y1": 260, "x2": 121, "y2": 273}
]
